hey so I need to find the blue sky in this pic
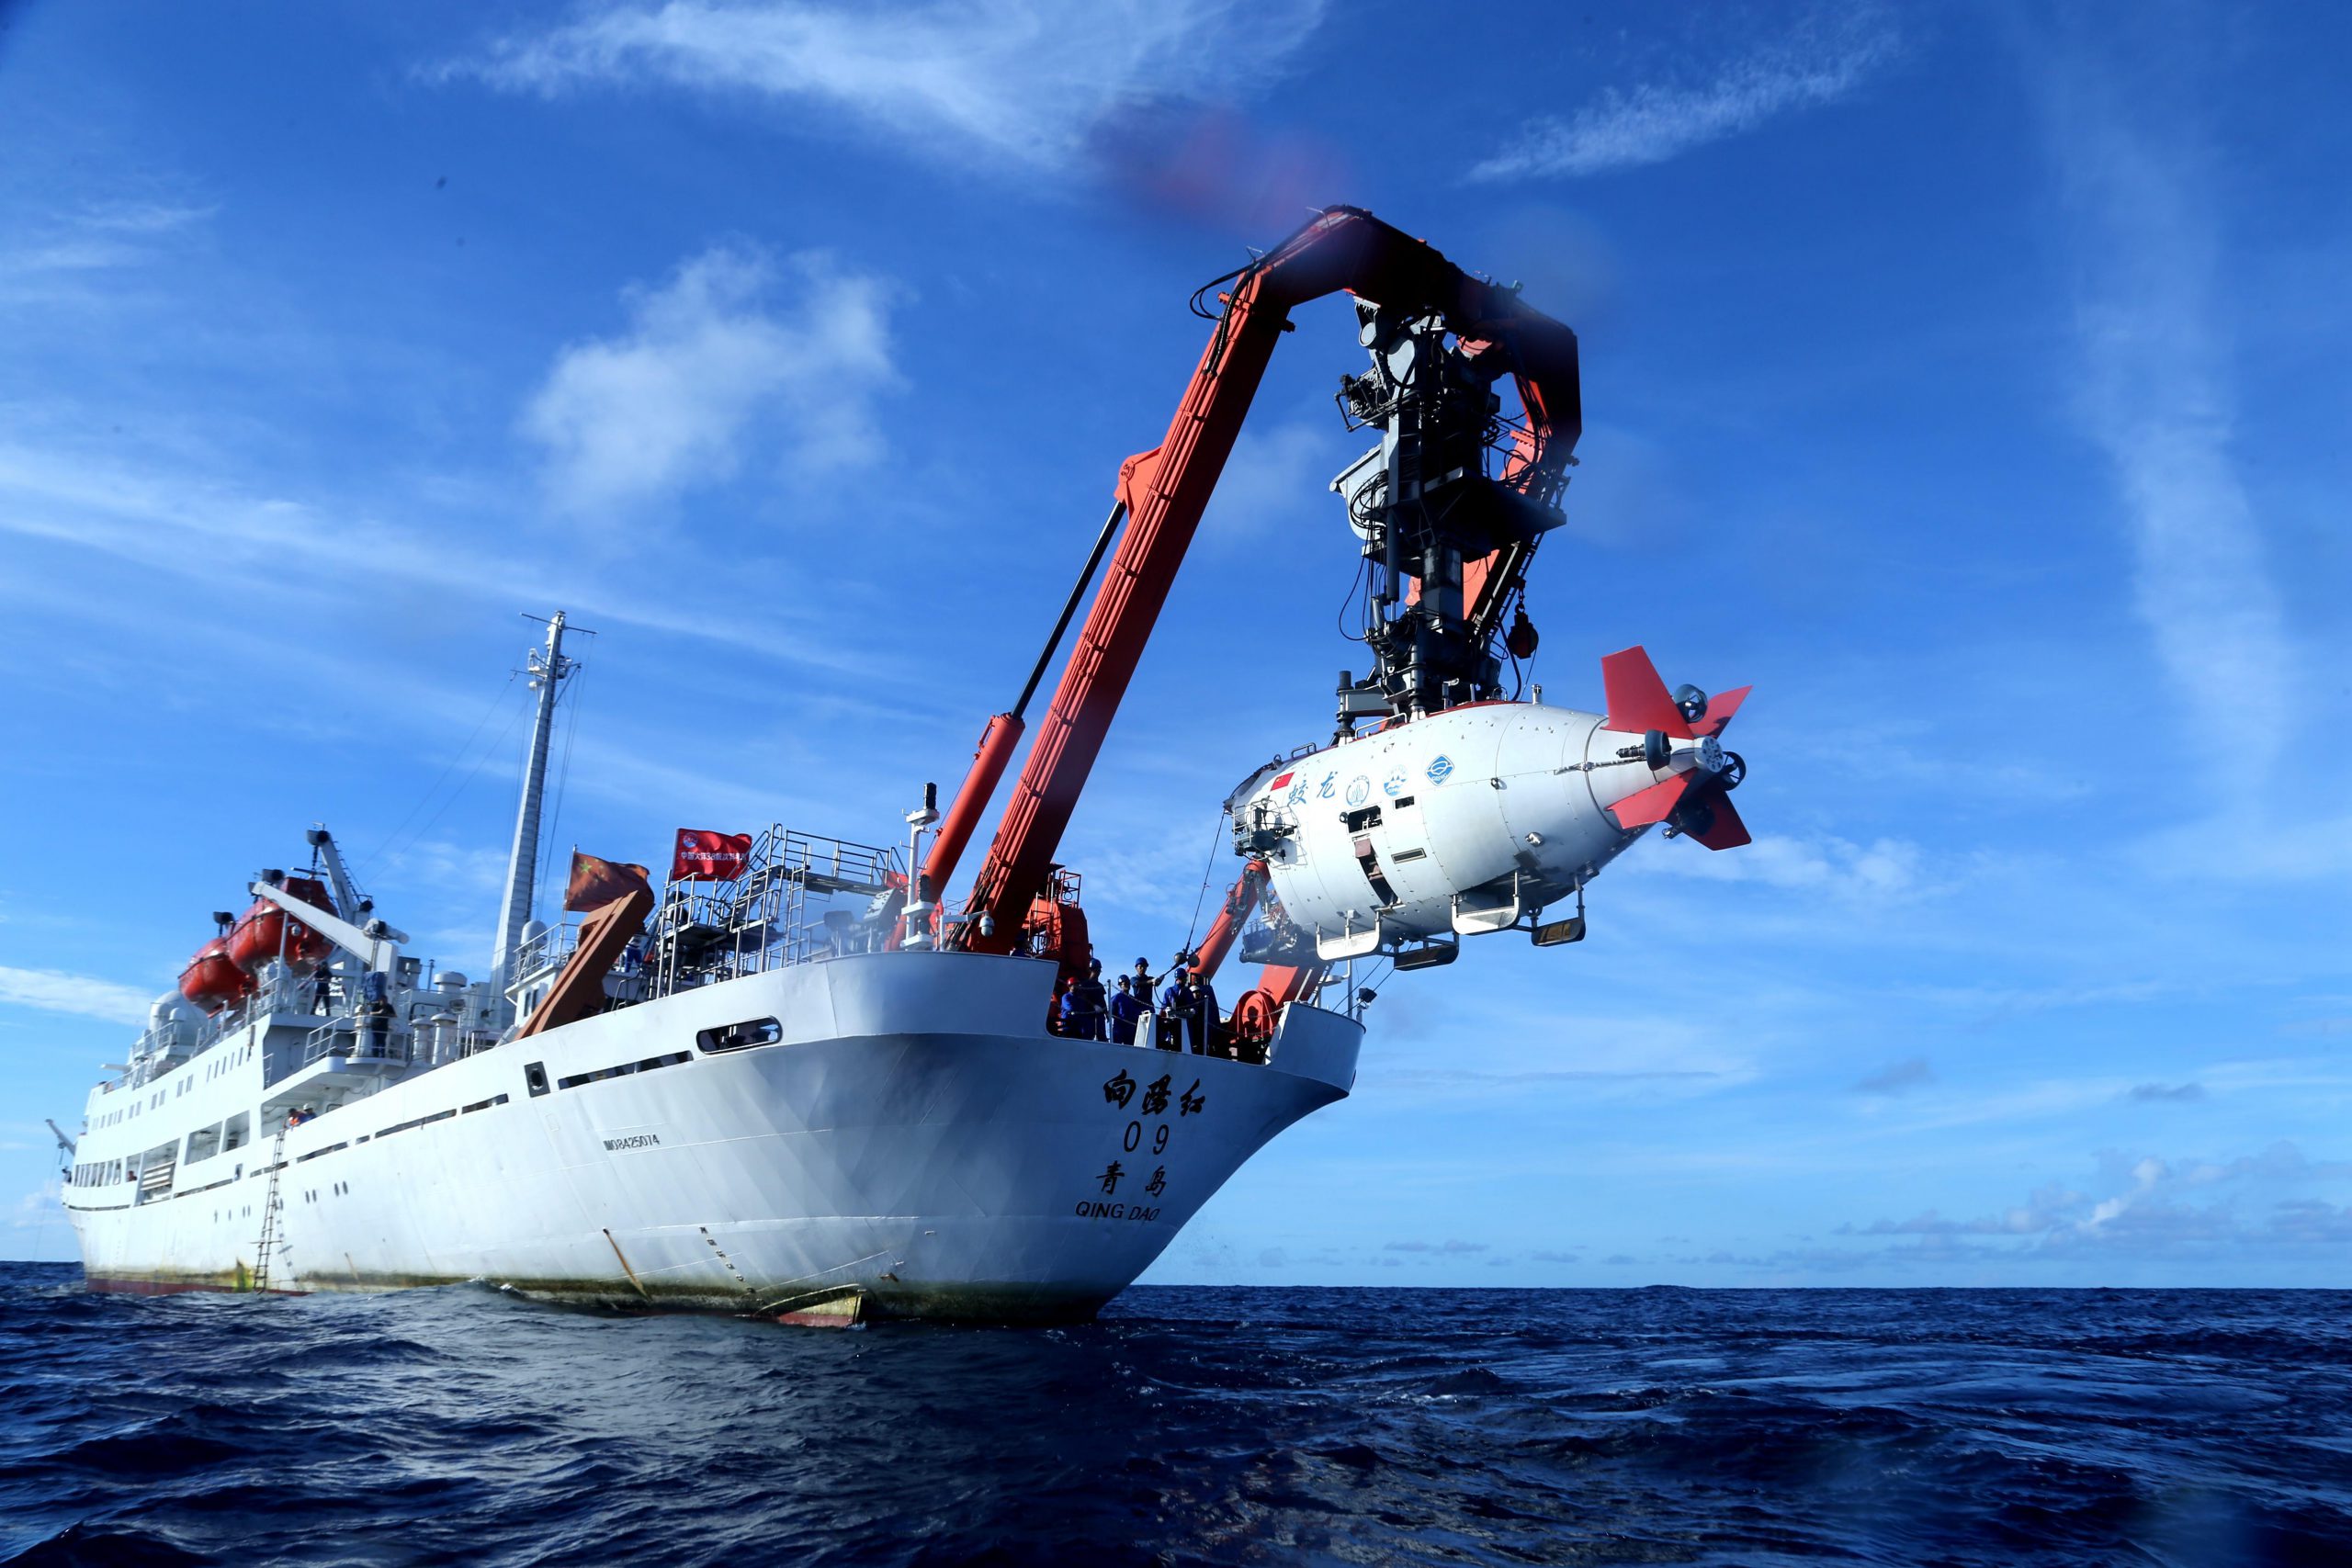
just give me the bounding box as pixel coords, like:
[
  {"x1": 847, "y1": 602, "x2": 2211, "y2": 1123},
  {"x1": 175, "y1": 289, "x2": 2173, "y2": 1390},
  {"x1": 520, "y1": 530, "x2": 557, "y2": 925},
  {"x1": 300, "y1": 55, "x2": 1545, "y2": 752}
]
[{"x1": 3, "y1": 0, "x2": 2346, "y2": 1284}]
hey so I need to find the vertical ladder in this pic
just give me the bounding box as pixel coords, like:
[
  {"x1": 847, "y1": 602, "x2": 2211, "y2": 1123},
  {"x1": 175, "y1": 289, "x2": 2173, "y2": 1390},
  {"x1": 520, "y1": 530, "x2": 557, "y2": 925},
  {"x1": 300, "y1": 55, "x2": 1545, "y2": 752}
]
[{"x1": 252, "y1": 1127, "x2": 288, "y2": 1292}]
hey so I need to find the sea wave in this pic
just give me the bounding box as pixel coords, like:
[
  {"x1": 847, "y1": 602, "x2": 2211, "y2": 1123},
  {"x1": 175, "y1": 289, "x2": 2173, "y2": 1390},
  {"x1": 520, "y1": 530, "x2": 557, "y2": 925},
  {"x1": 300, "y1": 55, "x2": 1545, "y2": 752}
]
[{"x1": 3, "y1": 1267, "x2": 2346, "y2": 1565}]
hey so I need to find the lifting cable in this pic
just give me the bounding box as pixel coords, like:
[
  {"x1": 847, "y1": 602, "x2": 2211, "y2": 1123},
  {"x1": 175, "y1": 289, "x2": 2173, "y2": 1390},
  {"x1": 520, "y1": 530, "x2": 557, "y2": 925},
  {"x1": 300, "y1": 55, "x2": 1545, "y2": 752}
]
[{"x1": 1181, "y1": 804, "x2": 1231, "y2": 956}]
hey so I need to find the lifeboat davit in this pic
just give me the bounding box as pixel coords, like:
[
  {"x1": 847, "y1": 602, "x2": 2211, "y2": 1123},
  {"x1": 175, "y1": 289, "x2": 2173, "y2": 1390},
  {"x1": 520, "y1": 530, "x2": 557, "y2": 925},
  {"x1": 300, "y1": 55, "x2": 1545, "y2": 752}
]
[
  {"x1": 226, "y1": 876, "x2": 335, "y2": 975},
  {"x1": 179, "y1": 937, "x2": 254, "y2": 1014}
]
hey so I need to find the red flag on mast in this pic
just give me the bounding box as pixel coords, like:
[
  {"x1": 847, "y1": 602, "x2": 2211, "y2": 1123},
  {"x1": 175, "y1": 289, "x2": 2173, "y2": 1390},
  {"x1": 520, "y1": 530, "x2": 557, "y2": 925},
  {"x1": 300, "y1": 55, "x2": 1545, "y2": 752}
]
[
  {"x1": 670, "y1": 829, "x2": 753, "y2": 882},
  {"x1": 563, "y1": 852, "x2": 650, "y2": 912}
]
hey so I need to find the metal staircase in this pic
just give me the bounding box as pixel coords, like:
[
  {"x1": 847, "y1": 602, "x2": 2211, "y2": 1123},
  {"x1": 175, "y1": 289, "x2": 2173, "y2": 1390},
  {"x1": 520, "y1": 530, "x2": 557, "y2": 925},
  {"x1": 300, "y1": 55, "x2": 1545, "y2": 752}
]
[{"x1": 252, "y1": 1127, "x2": 288, "y2": 1292}]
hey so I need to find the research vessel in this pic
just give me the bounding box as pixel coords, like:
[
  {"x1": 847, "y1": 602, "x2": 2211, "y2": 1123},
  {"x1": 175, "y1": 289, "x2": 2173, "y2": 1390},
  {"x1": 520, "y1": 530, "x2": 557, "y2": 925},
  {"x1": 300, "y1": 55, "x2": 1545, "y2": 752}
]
[{"x1": 52, "y1": 208, "x2": 1756, "y2": 1324}]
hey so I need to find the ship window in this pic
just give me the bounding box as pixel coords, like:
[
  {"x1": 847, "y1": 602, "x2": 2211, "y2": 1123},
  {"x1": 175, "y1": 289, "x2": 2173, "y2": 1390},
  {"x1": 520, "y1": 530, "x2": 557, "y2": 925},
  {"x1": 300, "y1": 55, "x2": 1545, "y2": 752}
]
[
  {"x1": 185, "y1": 1122, "x2": 222, "y2": 1165},
  {"x1": 461, "y1": 1093, "x2": 511, "y2": 1113},
  {"x1": 221, "y1": 1111, "x2": 250, "y2": 1153},
  {"x1": 697, "y1": 1018, "x2": 782, "y2": 1054},
  {"x1": 525, "y1": 1062, "x2": 550, "y2": 1098},
  {"x1": 558, "y1": 1051, "x2": 691, "y2": 1090},
  {"x1": 374, "y1": 1111, "x2": 455, "y2": 1139}
]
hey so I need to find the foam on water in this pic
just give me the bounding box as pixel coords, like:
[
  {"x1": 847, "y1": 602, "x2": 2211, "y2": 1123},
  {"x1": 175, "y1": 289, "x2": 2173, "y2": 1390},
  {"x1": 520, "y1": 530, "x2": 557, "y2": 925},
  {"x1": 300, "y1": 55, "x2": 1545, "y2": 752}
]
[{"x1": 3, "y1": 1264, "x2": 2346, "y2": 1565}]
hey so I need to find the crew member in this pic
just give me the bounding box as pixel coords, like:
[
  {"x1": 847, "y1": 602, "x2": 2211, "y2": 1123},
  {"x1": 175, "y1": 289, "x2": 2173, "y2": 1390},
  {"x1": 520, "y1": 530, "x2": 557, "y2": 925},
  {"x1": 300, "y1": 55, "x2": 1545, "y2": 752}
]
[
  {"x1": 1159, "y1": 966, "x2": 1199, "y2": 1054},
  {"x1": 1108, "y1": 975, "x2": 1144, "y2": 1045},
  {"x1": 1062, "y1": 958, "x2": 1108, "y2": 1041},
  {"x1": 1190, "y1": 966, "x2": 1221, "y2": 1057},
  {"x1": 360, "y1": 974, "x2": 395, "y2": 1058}
]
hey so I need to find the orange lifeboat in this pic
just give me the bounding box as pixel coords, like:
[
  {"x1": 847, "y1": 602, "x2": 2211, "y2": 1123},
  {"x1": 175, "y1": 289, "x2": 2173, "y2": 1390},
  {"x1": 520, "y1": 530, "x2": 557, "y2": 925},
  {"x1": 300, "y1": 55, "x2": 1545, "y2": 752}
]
[
  {"x1": 179, "y1": 937, "x2": 254, "y2": 1014},
  {"x1": 226, "y1": 876, "x2": 336, "y2": 975}
]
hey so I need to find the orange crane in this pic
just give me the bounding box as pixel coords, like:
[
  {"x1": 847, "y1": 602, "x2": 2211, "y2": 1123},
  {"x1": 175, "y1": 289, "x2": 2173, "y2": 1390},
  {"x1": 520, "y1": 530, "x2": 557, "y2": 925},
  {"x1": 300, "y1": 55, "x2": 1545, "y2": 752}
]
[{"x1": 939, "y1": 207, "x2": 1583, "y2": 1004}]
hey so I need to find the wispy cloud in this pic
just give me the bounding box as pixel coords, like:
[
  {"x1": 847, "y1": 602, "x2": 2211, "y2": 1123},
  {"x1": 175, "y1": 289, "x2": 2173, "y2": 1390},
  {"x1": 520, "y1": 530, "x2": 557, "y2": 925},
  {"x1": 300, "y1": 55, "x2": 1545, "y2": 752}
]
[
  {"x1": 1383, "y1": 1238, "x2": 1487, "y2": 1255},
  {"x1": 0, "y1": 965, "x2": 156, "y2": 1026},
  {"x1": 444, "y1": 0, "x2": 1325, "y2": 175},
  {"x1": 78, "y1": 200, "x2": 217, "y2": 236},
  {"x1": 1198, "y1": 415, "x2": 1347, "y2": 545},
  {"x1": 1634, "y1": 830, "x2": 1927, "y2": 900},
  {"x1": 379, "y1": 840, "x2": 512, "y2": 900},
  {"x1": 0, "y1": 200, "x2": 215, "y2": 306},
  {"x1": 1473, "y1": 6, "x2": 1898, "y2": 181},
  {"x1": 524, "y1": 245, "x2": 899, "y2": 515},
  {"x1": 9, "y1": 1179, "x2": 64, "y2": 1232},
  {"x1": 0, "y1": 437, "x2": 894, "y2": 678},
  {"x1": 1839, "y1": 1142, "x2": 2352, "y2": 1258},
  {"x1": 2033, "y1": 29, "x2": 2292, "y2": 780}
]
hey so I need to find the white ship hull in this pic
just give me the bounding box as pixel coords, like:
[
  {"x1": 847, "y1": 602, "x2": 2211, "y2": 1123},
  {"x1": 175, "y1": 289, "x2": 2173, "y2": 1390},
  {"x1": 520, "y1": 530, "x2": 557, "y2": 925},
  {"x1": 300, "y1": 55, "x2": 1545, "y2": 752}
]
[{"x1": 63, "y1": 952, "x2": 1361, "y2": 1323}]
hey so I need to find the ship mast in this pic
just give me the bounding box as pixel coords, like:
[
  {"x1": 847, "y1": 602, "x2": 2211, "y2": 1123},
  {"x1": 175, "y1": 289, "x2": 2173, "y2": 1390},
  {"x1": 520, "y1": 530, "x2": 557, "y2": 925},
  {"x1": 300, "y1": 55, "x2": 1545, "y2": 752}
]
[{"x1": 492, "y1": 611, "x2": 578, "y2": 987}]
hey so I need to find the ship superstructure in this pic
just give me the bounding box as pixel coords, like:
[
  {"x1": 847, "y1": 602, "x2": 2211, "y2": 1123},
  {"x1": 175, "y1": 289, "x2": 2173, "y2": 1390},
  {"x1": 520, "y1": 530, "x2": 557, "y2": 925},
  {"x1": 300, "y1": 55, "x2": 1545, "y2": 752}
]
[{"x1": 54, "y1": 207, "x2": 1756, "y2": 1323}]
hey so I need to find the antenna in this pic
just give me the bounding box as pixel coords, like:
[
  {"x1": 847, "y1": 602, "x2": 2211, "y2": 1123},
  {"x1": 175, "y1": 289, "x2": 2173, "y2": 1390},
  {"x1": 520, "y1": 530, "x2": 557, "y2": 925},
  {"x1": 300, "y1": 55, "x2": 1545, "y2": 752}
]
[{"x1": 491, "y1": 611, "x2": 584, "y2": 993}]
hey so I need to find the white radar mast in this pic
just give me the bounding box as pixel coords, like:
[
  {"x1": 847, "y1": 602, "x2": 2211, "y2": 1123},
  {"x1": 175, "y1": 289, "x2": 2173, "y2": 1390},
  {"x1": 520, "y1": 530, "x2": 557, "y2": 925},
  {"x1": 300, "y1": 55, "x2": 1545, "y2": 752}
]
[{"x1": 491, "y1": 611, "x2": 581, "y2": 989}]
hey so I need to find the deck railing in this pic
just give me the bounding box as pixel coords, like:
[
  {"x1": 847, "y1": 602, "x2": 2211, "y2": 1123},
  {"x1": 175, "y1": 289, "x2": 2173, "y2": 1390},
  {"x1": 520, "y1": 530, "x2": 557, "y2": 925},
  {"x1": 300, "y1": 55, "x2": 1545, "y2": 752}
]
[{"x1": 509, "y1": 825, "x2": 906, "y2": 1013}]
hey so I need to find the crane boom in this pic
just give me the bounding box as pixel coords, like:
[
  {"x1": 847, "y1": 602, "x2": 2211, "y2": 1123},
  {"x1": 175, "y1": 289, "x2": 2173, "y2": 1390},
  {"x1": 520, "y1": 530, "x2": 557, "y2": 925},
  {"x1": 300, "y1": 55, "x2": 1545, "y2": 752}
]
[
  {"x1": 961, "y1": 206, "x2": 1581, "y2": 950},
  {"x1": 250, "y1": 881, "x2": 406, "y2": 974}
]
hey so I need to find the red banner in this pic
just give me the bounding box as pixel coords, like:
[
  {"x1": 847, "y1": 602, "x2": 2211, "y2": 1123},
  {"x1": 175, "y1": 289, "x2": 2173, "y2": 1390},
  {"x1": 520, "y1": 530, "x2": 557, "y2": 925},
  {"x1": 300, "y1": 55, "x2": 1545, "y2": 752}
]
[
  {"x1": 564, "y1": 852, "x2": 650, "y2": 913},
  {"x1": 671, "y1": 829, "x2": 754, "y2": 883}
]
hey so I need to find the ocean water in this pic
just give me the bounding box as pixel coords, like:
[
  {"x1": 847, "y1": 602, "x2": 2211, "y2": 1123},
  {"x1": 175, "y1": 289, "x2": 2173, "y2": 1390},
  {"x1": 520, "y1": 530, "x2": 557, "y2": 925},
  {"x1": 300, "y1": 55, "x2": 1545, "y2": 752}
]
[{"x1": 2, "y1": 1266, "x2": 2346, "y2": 1566}]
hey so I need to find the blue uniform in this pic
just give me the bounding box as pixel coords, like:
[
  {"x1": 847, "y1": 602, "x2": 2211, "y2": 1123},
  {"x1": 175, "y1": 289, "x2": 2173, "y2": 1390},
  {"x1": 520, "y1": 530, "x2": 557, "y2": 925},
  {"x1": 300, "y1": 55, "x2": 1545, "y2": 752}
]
[
  {"x1": 1159, "y1": 980, "x2": 1206, "y2": 1053},
  {"x1": 1061, "y1": 976, "x2": 1108, "y2": 1041},
  {"x1": 1108, "y1": 990, "x2": 1144, "y2": 1044},
  {"x1": 1190, "y1": 979, "x2": 1219, "y2": 1055}
]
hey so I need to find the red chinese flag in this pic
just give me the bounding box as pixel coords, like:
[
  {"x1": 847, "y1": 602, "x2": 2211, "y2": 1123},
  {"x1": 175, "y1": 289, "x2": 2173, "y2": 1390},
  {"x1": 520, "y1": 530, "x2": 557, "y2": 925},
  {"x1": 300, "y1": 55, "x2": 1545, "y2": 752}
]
[
  {"x1": 670, "y1": 829, "x2": 754, "y2": 882},
  {"x1": 564, "y1": 852, "x2": 651, "y2": 913}
]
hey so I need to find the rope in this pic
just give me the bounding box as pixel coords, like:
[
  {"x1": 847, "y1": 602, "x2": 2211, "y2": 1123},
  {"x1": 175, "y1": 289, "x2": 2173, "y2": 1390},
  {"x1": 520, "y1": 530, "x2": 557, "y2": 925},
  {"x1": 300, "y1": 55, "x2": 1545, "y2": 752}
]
[
  {"x1": 358, "y1": 671, "x2": 521, "y2": 874},
  {"x1": 1182, "y1": 806, "x2": 1230, "y2": 953},
  {"x1": 748, "y1": 1247, "x2": 895, "y2": 1316},
  {"x1": 534, "y1": 661, "x2": 590, "y2": 923}
]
